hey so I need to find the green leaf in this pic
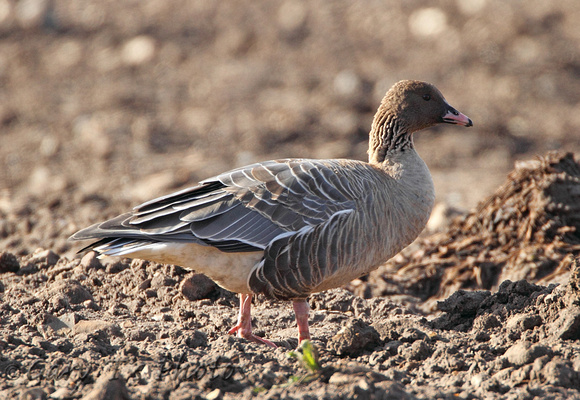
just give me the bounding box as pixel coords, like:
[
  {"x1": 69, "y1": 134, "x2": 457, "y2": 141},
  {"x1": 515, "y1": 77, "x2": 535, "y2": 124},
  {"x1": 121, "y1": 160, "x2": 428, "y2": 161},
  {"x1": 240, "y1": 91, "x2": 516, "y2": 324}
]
[{"x1": 299, "y1": 340, "x2": 320, "y2": 372}]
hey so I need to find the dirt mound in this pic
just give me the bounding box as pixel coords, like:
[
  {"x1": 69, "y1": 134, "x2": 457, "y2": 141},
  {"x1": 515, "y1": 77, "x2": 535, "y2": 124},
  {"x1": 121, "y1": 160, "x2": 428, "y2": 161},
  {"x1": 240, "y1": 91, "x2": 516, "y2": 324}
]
[{"x1": 357, "y1": 152, "x2": 580, "y2": 311}]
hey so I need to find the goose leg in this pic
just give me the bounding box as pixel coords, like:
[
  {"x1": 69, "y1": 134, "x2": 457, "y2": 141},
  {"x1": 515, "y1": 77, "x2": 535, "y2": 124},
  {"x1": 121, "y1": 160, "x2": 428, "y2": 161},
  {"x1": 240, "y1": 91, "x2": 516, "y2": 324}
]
[
  {"x1": 293, "y1": 300, "x2": 311, "y2": 342},
  {"x1": 228, "y1": 294, "x2": 277, "y2": 348}
]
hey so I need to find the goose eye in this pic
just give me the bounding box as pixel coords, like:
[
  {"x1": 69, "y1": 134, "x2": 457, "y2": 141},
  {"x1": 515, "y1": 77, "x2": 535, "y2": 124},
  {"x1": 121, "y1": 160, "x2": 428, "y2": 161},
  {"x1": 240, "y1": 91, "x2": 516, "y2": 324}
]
[{"x1": 422, "y1": 94, "x2": 431, "y2": 101}]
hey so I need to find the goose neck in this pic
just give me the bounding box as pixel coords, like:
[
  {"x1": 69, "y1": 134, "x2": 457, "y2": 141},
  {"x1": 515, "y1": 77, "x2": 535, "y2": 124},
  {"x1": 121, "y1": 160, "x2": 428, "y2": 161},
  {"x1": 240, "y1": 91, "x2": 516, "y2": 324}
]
[{"x1": 368, "y1": 113, "x2": 414, "y2": 164}]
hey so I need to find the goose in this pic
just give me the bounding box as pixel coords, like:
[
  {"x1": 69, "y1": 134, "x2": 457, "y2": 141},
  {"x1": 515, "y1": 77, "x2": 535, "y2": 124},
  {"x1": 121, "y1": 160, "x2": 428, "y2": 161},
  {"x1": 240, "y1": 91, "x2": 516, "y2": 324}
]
[{"x1": 71, "y1": 80, "x2": 472, "y2": 347}]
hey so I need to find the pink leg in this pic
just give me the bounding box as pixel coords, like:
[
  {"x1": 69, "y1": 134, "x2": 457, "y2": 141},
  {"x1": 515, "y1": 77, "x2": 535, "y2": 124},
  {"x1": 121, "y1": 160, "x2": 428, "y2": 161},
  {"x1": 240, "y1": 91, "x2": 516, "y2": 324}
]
[
  {"x1": 293, "y1": 300, "x2": 311, "y2": 342},
  {"x1": 228, "y1": 294, "x2": 277, "y2": 348}
]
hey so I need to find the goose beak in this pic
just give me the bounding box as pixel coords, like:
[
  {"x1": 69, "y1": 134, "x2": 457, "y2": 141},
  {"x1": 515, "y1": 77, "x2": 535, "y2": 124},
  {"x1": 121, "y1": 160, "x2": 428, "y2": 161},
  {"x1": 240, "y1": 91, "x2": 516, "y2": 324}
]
[{"x1": 442, "y1": 105, "x2": 473, "y2": 127}]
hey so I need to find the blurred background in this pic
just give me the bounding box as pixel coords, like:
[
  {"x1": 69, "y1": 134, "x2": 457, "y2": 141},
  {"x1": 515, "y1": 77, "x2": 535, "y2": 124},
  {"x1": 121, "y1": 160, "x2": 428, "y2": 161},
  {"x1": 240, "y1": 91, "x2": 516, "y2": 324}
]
[{"x1": 1, "y1": 0, "x2": 579, "y2": 256}]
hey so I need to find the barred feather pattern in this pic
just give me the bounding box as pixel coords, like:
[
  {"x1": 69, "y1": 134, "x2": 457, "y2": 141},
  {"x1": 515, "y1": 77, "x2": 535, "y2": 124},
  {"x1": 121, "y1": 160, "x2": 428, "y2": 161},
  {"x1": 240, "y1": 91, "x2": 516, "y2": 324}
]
[
  {"x1": 248, "y1": 151, "x2": 435, "y2": 299},
  {"x1": 369, "y1": 114, "x2": 413, "y2": 164}
]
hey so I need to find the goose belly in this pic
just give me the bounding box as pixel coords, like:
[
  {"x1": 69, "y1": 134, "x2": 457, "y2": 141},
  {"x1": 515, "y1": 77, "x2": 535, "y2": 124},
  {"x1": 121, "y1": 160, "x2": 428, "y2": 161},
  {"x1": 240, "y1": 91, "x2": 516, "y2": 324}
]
[{"x1": 126, "y1": 243, "x2": 262, "y2": 294}]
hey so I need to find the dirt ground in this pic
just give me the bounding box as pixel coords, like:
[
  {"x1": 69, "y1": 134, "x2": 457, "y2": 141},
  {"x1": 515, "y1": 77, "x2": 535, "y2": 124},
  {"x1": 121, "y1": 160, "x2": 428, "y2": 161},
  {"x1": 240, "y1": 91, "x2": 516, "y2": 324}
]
[{"x1": 1, "y1": 1, "x2": 580, "y2": 399}]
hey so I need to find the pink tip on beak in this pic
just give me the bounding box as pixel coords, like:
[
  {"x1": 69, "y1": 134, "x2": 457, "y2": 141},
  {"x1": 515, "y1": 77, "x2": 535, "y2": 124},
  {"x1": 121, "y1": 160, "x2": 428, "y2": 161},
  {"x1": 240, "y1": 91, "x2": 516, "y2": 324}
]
[{"x1": 442, "y1": 106, "x2": 473, "y2": 127}]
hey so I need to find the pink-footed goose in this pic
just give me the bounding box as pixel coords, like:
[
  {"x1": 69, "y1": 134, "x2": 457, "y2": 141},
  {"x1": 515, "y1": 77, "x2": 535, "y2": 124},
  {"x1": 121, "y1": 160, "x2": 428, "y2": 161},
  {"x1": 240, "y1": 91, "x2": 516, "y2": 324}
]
[{"x1": 71, "y1": 80, "x2": 472, "y2": 347}]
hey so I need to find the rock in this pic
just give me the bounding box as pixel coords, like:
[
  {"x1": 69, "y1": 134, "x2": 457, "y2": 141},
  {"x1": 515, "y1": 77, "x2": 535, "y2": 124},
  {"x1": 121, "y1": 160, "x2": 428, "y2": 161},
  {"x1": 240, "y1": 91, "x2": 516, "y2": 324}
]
[
  {"x1": 48, "y1": 280, "x2": 94, "y2": 304},
  {"x1": 328, "y1": 319, "x2": 381, "y2": 357},
  {"x1": 409, "y1": 7, "x2": 448, "y2": 38},
  {"x1": 44, "y1": 313, "x2": 71, "y2": 332},
  {"x1": 541, "y1": 359, "x2": 580, "y2": 389},
  {"x1": 80, "y1": 252, "x2": 102, "y2": 270},
  {"x1": 150, "y1": 273, "x2": 177, "y2": 288},
  {"x1": 503, "y1": 341, "x2": 550, "y2": 366},
  {"x1": 180, "y1": 273, "x2": 218, "y2": 301},
  {"x1": 31, "y1": 249, "x2": 59, "y2": 267},
  {"x1": 374, "y1": 381, "x2": 415, "y2": 400},
  {"x1": 130, "y1": 171, "x2": 177, "y2": 202},
  {"x1": 15, "y1": 0, "x2": 49, "y2": 29},
  {"x1": 27, "y1": 166, "x2": 68, "y2": 196},
  {"x1": 506, "y1": 313, "x2": 542, "y2": 332},
  {"x1": 72, "y1": 115, "x2": 112, "y2": 159},
  {"x1": 0, "y1": 252, "x2": 19, "y2": 273},
  {"x1": 60, "y1": 312, "x2": 83, "y2": 328},
  {"x1": 550, "y1": 306, "x2": 580, "y2": 340},
  {"x1": 74, "y1": 320, "x2": 122, "y2": 337},
  {"x1": 399, "y1": 327, "x2": 428, "y2": 343},
  {"x1": 121, "y1": 35, "x2": 156, "y2": 66},
  {"x1": 137, "y1": 278, "x2": 151, "y2": 290},
  {"x1": 206, "y1": 389, "x2": 221, "y2": 400},
  {"x1": 19, "y1": 387, "x2": 47, "y2": 400},
  {"x1": 49, "y1": 387, "x2": 71, "y2": 400},
  {"x1": 105, "y1": 260, "x2": 129, "y2": 274},
  {"x1": 398, "y1": 340, "x2": 432, "y2": 361},
  {"x1": 81, "y1": 370, "x2": 131, "y2": 400},
  {"x1": 473, "y1": 314, "x2": 501, "y2": 330}
]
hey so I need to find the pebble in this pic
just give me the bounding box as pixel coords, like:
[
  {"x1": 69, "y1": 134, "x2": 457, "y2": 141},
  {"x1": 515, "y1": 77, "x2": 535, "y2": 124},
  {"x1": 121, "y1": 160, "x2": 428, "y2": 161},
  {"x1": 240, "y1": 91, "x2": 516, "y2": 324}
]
[
  {"x1": 399, "y1": 327, "x2": 428, "y2": 343},
  {"x1": 0, "y1": 251, "x2": 19, "y2": 273},
  {"x1": 0, "y1": 1, "x2": 12, "y2": 26},
  {"x1": 329, "y1": 372, "x2": 354, "y2": 385},
  {"x1": 333, "y1": 70, "x2": 362, "y2": 100},
  {"x1": 31, "y1": 249, "x2": 59, "y2": 267},
  {"x1": 277, "y1": 1, "x2": 307, "y2": 33},
  {"x1": 48, "y1": 279, "x2": 94, "y2": 305},
  {"x1": 503, "y1": 341, "x2": 549, "y2": 367},
  {"x1": 81, "y1": 370, "x2": 131, "y2": 400},
  {"x1": 473, "y1": 314, "x2": 501, "y2": 330},
  {"x1": 121, "y1": 35, "x2": 156, "y2": 66},
  {"x1": 506, "y1": 313, "x2": 542, "y2": 332},
  {"x1": 59, "y1": 312, "x2": 82, "y2": 328},
  {"x1": 72, "y1": 115, "x2": 112, "y2": 159},
  {"x1": 328, "y1": 319, "x2": 381, "y2": 357},
  {"x1": 105, "y1": 260, "x2": 128, "y2": 274},
  {"x1": 74, "y1": 320, "x2": 122, "y2": 337},
  {"x1": 409, "y1": 8, "x2": 447, "y2": 38},
  {"x1": 80, "y1": 252, "x2": 102, "y2": 270},
  {"x1": 19, "y1": 387, "x2": 47, "y2": 400},
  {"x1": 129, "y1": 171, "x2": 176, "y2": 203},
  {"x1": 27, "y1": 166, "x2": 68, "y2": 196},
  {"x1": 150, "y1": 273, "x2": 177, "y2": 288},
  {"x1": 49, "y1": 387, "x2": 72, "y2": 400},
  {"x1": 550, "y1": 306, "x2": 580, "y2": 340},
  {"x1": 180, "y1": 273, "x2": 218, "y2": 301},
  {"x1": 206, "y1": 389, "x2": 222, "y2": 400},
  {"x1": 15, "y1": 0, "x2": 48, "y2": 29}
]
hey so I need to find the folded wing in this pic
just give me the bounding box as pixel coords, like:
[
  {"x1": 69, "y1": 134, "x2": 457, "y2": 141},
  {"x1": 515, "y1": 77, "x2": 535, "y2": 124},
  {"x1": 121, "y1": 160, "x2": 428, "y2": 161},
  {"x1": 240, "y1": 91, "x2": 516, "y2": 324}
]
[{"x1": 72, "y1": 159, "x2": 359, "y2": 254}]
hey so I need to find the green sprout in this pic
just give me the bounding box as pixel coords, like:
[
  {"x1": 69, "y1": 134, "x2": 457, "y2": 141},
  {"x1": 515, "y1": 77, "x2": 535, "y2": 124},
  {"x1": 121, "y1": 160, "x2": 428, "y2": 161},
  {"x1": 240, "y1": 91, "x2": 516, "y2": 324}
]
[
  {"x1": 258, "y1": 340, "x2": 323, "y2": 393},
  {"x1": 288, "y1": 340, "x2": 321, "y2": 373}
]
